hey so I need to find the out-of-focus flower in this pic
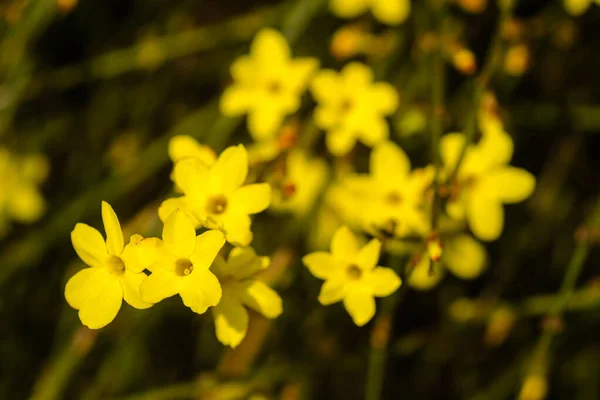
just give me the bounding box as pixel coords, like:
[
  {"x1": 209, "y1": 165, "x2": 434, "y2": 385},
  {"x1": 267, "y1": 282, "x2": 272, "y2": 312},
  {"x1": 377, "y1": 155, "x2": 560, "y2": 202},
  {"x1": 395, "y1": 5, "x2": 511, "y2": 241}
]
[
  {"x1": 408, "y1": 234, "x2": 487, "y2": 290},
  {"x1": 455, "y1": 0, "x2": 487, "y2": 13},
  {"x1": 270, "y1": 150, "x2": 329, "y2": 217},
  {"x1": 0, "y1": 149, "x2": 49, "y2": 236},
  {"x1": 330, "y1": 0, "x2": 411, "y2": 26},
  {"x1": 311, "y1": 62, "x2": 399, "y2": 156},
  {"x1": 160, "y1": 144, "x2": 271, "y2": 246},
  {"x1": 211, "y1": 247, "x2": 282, "y2": 348},
  {"x1": 504, "y1": 44, "x2": 530, "y2": 76},
  {"x1": 139, "y1": 209, "x2": 225, "y2": 314},
  {"x1": 451, "y1": 48, "x2": 477, "y2": 75},
  {"x1": 220, "y1": 28, "x2": 319, "y2": 141},
  {"x1": 65, "y1": 202, "x2": 151, "y2": 329},
  {"x1": 303, "y1": 226, "x2": 401, "y2": 326},
  {"x1": 168, "y1": 135, "x2": 216, "y2": 165},
  {"x1": 330, "y1": 25, "x2": 371, "y2": 59},
  {"x1": 441, "y1": 131, "x2": 536, "y2": 241},
  {"x1": 342, "y1": 141, "x2": 432, "y2": 237},
  {"x1": 564, "y1": 0, "x2": 600, "y2": 16}
]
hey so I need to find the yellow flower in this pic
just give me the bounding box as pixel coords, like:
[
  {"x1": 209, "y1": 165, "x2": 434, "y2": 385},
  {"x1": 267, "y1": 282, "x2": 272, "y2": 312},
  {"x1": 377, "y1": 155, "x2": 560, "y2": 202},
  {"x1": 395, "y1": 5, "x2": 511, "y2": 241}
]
[
  {"x1": 65, "y1": 201, "x2": 151, "y2": 329},
  {"x1": 0, "y1": 148, "x2": 49, "y2": 234},
  {"x1": 270, "y1": 150, "x2": 329, "y2": 216},
  {"x1": 159, "y1": 144, "x2": 271, "y2": 247},
  {"x1": 330, "y1": 0, "x2": 411, "y2": 25},
  {"x1": 210, "y1": 247, "x2": 282, "y2": 348},
  {"x1": 139, "y1": 209, "x2": 225, "y2": 314},
  {"x1": 303, "y1": 226, "x2": 401, "y2": 326},
  {"x1": 564, "y1": 0, "x2": 600, "y2": 15},
  {"x1": 311, "y1": 62, "x2": 399, "y2": 155},
  {"x1": 441, "y1": 131, "x2": 536, "y2": 241},
  {"x1": 220, "y1": 28, "x2": 319, "y2": 141},
  {"x1": 168, "y1": 135, "x2": 217, "y2": 165},
  {"x1": 408, "y1": 234, "x2": 487, "y2": 290},
  {"x1": 342, "y1": 141, "x2": 433, "y2": 237}
]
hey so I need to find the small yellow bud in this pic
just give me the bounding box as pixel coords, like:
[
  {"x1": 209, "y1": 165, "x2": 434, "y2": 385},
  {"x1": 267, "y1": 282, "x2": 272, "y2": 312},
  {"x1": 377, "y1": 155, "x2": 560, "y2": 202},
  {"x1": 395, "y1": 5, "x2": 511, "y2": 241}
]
[
  {"x1": 426, "y1": 234, "x2": 443, "y2": 263},
  {"x1": 57, "y1": 0, "x2": 78, "y2": 13},
  {"x1": 453, "y1": 49, "x2": 477, "y2": 75},
  {"x1": 330, "y1": 26, "x2": 367, "y2": 59},
  {"x1": 519, "y1": 375, "x2": 548, "y2": 400},
  {"x1": 504, "y1": 44, "x2": 530, "y2": 76},
  {"x1": 456, "y1": 0, "x2": 488, "y2": 13},
  {"x1": 484, "y1": 307, "x2": 516, "y2": 347}
]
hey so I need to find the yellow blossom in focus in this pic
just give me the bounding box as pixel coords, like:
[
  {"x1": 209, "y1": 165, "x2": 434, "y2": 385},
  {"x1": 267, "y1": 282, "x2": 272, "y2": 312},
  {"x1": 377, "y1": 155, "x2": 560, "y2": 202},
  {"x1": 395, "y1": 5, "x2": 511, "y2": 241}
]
[
  {"x1": 139, "y1": 209, "x2": 225, "y2": 314},
  {"x1": 65, "y1": 201, "x2": 151, "y2": 329},
  {"x1": 211, "y1": 247, "x2": 282, "y2": 348},
  {"x1": 220, "y1": 28, "x2": 319, "y2": 141},
  {"x1": 564, "y1": 0, "x2": 600, "y2": 15},
  {"x1": 311, "y1": 63, "x2": 399, "y2": 156},
  {"x1": 408, "y1": 234, "x2": 487, "y2": 290},
  {"x1": 0, "y1": 148, "x2": 49, "y2": 235},
  {"x1": 342, "y1": 141, "x2": 432, "y2": 237},
  {"x1": 330, "y1": 0, "x2": 411, "y2": 25},
  {"x1": 303, "y1": 226, "x2": 401, "y2": 326},
  {"x1": 441, "y1": 131, "x2": 536, "y2": 241},
  {"x1": 159, "y1": 144, "x2": 271, "y2": 247},
  {"x1": 270, "y1": 150, "x2": 329, "y2": 216}
]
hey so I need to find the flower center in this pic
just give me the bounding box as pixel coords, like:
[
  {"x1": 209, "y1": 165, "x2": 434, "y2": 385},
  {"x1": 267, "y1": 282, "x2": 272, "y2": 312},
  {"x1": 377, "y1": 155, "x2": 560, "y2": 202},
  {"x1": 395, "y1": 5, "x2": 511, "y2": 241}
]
[
  {"x1": 346, "y1": 264, "x2": 363, "y2": 280},
  {"x1": 267, "y1": 81, "x2": 282, "y2": 94},
  {"x1": 175, "y1": 258, "x2": 194, "y2": 276},
  {"x1": 107, "y1": 255, "x2": 126, "y2": 276},
  {"x1": 340, "y1": 98, "x2": 353, "y2": 113},
  {"x1": 385, "y1": 191, "x2": 403, "y2": 205},
  {"x1": 206, "y1": 194, "x2": 228, "y2": 215}
]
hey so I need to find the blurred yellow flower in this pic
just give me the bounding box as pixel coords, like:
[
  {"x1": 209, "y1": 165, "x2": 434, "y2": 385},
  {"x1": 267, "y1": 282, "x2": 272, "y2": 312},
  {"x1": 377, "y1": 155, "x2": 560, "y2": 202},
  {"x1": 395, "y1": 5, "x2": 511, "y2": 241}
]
[
  {"x1": 0, "y1": 148, "x2": 49, "y2": 235},
  {"x1": 342, "y1": 141, "x2": 432, "y2": 237},
  {"x1": 270, "y1": 150, "x2": 329, "y2": 216},
  {"x1": 408, "y1": 234, "x2": 487, "y2": 290},
  {"x1": 168, "y1": 135, "x2": 217, "y2": 165},
  {"x1": 564, "y1": 0, "x2": 600, "y2": 15},
  {"x1": 159, "y1": 144, "x2": 271, "y2": 246},
  {"x1": 330, "y1": 0, "x2": 411, "y2": 25},
  {"x1": 211, "y1": 247, "x2": 282, "y2": 348},
  {"x1": 139, "y1": 209, "x2": 225, "y2": 314},
  {"x1": 220, "y1": 28, "x2": 319, "y2": 141},
  {"x1": 303, "y1": 226, "x2": 401, "y2": 326},
  {"x1": 311, "y1": 62, "x2": 398, "y2": 155},
  {"x1": 441, "y1": 131, "x2": 536, "y2": 241},
  {"x1": 65, "y1": 201, "x2": 151, "y2": 329}
]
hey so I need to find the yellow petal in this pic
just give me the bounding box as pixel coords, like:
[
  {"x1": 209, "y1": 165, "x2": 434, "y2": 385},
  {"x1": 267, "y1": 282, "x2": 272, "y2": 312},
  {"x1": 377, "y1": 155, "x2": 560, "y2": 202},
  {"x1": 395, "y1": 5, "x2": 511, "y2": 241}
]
[
  {"x1": 247, "y1": 104, "x2": 286, "y2": 142},
  {"x1": 372, "y1": 0, "x2": 411, "y2": 25},
  {"x1": 326, "y1": 128, "x2": 357, "y2": 156},
  {"x1": 318, "y1": 276, "x2": 347, "y2": 305},
  {"x1": 440, "y1": 133, "x2": 467, "y2": 172},
  {"x1": 235, "y1": 280, "x2": 282, "y2": 318},
  {"x1": 190, "y1": 230, "x2": 226, "y2": 269},
  {"x1": 310, "y1": 69, "x2": 340, "y2": 103},
  {"x1": 371, "y1": 141, "x2": 410, "y2": 180},
  {"x1": 210, "y1": 145, "x2": 248, "y2": 194},
  {"x1": 102, "y1": 201, "x2": 124, "y2": 256},
  {"x1": 230, "y1": 55, "x2": 253, "y2": 83},
  {"x1": 331, "y1": 225, "x2": 360, "y2": 258},
  {"x1": 212, "y1": 294, "x2": 249, "y2": 348},
  {"x1": 214, "y1": 247, "x2": 269, "y2": 280},
  {"x1": 220, "y1": 85, "x2": 251, "y2": 116},
  {"x1": 179, "y1": 269, "x2": 222, "y2": 314},
  {"x1": 341, "y1": 62, "x2": 373, "y2": 89},
  {"x1": 356, "y1": 239, "x2": 382, "y2": 270},
  {"x1": 287, "y1": 58, "x2": 320, "y2": 92},
  {"x1": 444, "y1": 235, "x2": 487, "y2": 279},
  {"x1": 303, "y1": 251, "x2": 339, "y2": 280},
  {"x1": 230, "y1": 183, "x2": 271, "y2": 215},
  {"x1": 357, "y1": 117, "x2": 389, "y2": 147},
  {"x1": 65, "y1": 267, "x2": 103, "y2": 310},
  {"x1": 121, "y1": 271, "x2": 152, "y2": 309},
  {"x1": 158, "y1": 197, "x2": 201, "y2": 225},
  {"x1": 172, "y1": 158, "x2": 210, "y2": 197},
  {"x1": 221, "y1": 212, "x2": 253, "y2": 247},
  {"x1": 251, "y1": 28, "x2": 290, "y2": 69},
  {"x1": 343, "y1": 286, "x2": 375, "y2": 326},
  {"x1": 136, "y1": 237, "x2": 164, "y2": 271},
  {"x1": 168, "y1": 135, "x2": 216, "y2": 165},
  {"x1": 480, "y1": 167, "x2": 535, "y2": 204},
  {"x1": 408, "y1": 256, "x2": 445, "y2": 291},
  {"x1": 564, "y1": 0, "x2": 591, "y2": 15},
  {"x1": 313, "y1": 105, "x2": 338, "y2": 130},
  {"x1": 467, "y1": 192, "x2": 504, "y2": 241},
  {"x1": 370, "y1": 82, "x2": 399, "y2": 113},
  {"x1": 477, "y1": 131, "x2": 514, "y2": 167},
  {"x1": 8, "y1": 184, "x2": 45, "y2": 222},
  {"x1": 330, "y1": 0, "x2": 370, "y2": 18},
  {"x1": 78, "y1": 270, "x2": 123, "y2": 329},
  {"x1": 71, "y1": 223, "x2": 108, "y2": 269},
  {"x1": 140, "y1": 269, "x2": 180, "y2": 304},
  {"x1": 366, "y1": 267, "x2": 401, "y2": 297},
  {"x1": 163, "y1": 209, "x2": 197, "y2": 257},
  {"x1": 120, "y1": 235, "x2": 146, "y2": 274}
]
